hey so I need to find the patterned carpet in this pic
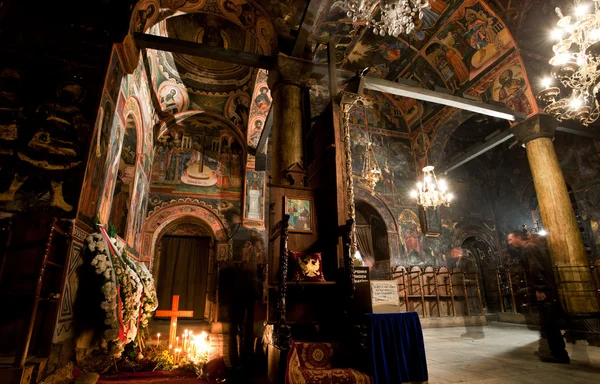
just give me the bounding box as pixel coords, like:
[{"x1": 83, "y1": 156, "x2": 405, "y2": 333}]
[{"x1": 97, "y1": 369, "x2": 206, "y2": 383}]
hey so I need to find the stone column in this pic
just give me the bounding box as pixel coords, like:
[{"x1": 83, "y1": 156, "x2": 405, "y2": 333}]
[
  {"x1": 267, "y1": 54, "x2": 313, "y2": 185},
  {"x1": 511, "y1": 114, "x2": 599, "y2": 314}
]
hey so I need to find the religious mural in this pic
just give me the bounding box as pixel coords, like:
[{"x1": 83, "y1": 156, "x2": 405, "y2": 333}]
[
  {"x1": 247, "y1": 69, "x2": 272, "y2": 149},
  {"x1": 399, "y1": 209, "x2": 423, "y2": 260},
  {"x1": 465, "y1": 54, "x2": 536, "y2": 116},
  {"x1": 232, "y1": 228, "x2": 266, "y2": 264},
  {"x1": 349, "y1": 125, "x2": 415, "y2": 198},
  {"x1": 97, "y1": 118, "x2": 124, "y2": 224},
  {"x1": 78, "y1": 52, "x2": 122, "y2": 227},
  {"x1": 151, "y1": 116, "x2": 244, "y2": 198},
  {"x1": 108, "y1": 115, "x2": 138, "y2": 237},
  {"x1": 127, "y1": 164, "x2": 149, "y2": 250},
  {"x1": 130, "y1": 0, "x2": 278, "y2": 258},
  {"x1": 435, "y1": 1, "x2": 513, "y2": 77},
  {"x1": 243, "y1": 170, "x2": 265, "y2": 226}
]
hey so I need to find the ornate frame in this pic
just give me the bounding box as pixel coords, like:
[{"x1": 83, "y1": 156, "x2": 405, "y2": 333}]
[{"x1": 283, "y1": 195, "x2": 314, "y2": 233}]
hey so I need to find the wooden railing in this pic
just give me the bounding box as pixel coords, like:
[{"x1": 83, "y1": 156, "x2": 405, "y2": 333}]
[{"x1": 391, "y1": 265, "x2": 484, "y2": 317}]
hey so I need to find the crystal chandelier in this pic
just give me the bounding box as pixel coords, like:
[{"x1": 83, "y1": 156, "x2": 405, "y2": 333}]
[
  {"x1": 537, "y1": 1, "x2": 600, "y2": 126},
  {"x1": 410, "y1": 165, "x2": 453, "y2": 209},
  {"x1": 361, "y1": 142, "x2": 382, "y2": 195},
  {"x1": 346, "y1": 0, "x2": 431, "y2": 37}
]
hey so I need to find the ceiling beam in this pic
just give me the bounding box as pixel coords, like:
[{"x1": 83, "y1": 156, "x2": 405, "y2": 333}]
[
  {"x1": 363, "y1": 76, "x2": 528, "y2": 121},
  {"x1": 438, "y1": 129, "x2": 515, "y2": 174},
  {"x1": 253, "y1": 106, "x2": 273, "y2": 170},
  {"x1": 439, "y1": 122, "x2": 600, "y2": 174},
  {"x1": 291, "y1": 0, "x2": 322, "y2": 58},
  {"x1": 556, "y1": 123, "x2": 600, "y2": 139},
  {"x1": 134, "y1": 32, "x2": 276, "y2": 70}
]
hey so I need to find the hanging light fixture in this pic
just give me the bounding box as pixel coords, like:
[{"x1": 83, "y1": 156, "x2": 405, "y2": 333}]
[
  {"x1": 537, "y1": 1, "x2": 600, "y2": 126},
  {"x1": 361, "y1": 141, "x2": 382, "y2": 195},
  {"x1": 410, "y1": 121, "x2": 453, "y2": 208},
  {"x1": 346, "y1": 0, "x2": 431, "y2": 37},
  {"x1": 410, "y1": 165, "x2": 453, "y2": 208}
]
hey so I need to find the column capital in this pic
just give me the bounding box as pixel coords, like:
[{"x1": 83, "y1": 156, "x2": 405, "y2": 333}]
[
  {"x1": 510, "y1": 114, "x2": 558, "y2": 144},
  {"x1": 267, "y1": 53, "x2": 314, "y2": 89}
]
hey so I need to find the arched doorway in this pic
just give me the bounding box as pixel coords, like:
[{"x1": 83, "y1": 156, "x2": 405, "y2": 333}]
[
  {"x1": 141, "y1": 199, "x2": 232, "y2": 323},
  {"x1": 153, "y1": 217, "x2": 214, "y2": 321},
  {"x1": 460, "y1": 236, "x2": 499, "y2": 313},
  {"x1": 355, "y1": 200, "x2": 391, "y2": 279}
]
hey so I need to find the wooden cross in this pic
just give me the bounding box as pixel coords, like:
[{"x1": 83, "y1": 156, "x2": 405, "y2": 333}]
[{"x1": 155, "y1": 295, "x2": 194, "y2": 347}]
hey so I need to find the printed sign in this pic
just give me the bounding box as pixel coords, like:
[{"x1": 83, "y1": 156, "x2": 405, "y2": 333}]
[{"x1": 370, "y1": 280, "x2": 400, "y2": 307}]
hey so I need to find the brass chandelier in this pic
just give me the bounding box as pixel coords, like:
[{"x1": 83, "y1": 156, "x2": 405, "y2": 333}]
[
  {"x1": 361, "y1": 141, "x2": 382, "y2": 195},
  {"x1": 538, "y1": 1, "x2": 600, "y2": 125}
]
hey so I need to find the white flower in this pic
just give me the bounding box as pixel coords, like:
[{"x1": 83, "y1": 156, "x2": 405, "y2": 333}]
[
  {"x1": 93, "y1": 233, "x2": 102, "y2": 240},
  {"x1": 86, "y1": 235, "x2": 94, "y2": 243},
  {"x1": 87, "y1": 241, "x2": 96, "y2": 252},
  {"x1": 96, "y1": 241, "x2": 107, "y2": 253}
]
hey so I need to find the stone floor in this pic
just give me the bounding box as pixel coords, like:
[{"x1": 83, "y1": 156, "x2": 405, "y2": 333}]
[{"x1": 424, "y1": 322, "x2": 600, "y2": 384}]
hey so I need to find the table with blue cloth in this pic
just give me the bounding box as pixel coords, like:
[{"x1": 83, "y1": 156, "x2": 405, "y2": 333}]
[{"x1": 366, "y1": 312, "x2": 428, "y2": 384}]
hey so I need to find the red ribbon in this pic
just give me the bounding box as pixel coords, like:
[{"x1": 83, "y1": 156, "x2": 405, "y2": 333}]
[{"x1": 98, "y1": 226, "x2": 127, "y2": 342}]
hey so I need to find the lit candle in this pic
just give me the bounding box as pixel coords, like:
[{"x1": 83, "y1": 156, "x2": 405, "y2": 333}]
[
  {"x1": 176, "y1": 336, "x2": 179, "y2": 348},
  {"x1": 157, "y1": 333, "x2": 161, "y2": 346}
]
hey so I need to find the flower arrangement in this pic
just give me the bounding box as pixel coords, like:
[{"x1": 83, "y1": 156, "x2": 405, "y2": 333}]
[
  {"x1": 85, "y1": 226, "x2": 158, "y2": 359},
  {"x1": 86, "y1": 231, "x2": 124, "y2": 358}
]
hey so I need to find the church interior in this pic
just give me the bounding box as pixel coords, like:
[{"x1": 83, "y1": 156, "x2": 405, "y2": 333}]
[{"x1": 1, "y1": 0, "x2": 600, "y2": 383}]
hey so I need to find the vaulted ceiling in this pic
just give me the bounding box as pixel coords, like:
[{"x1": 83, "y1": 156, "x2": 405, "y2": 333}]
[{"x1": 130, "y1": 0, "x2": 575, "y2": 160}]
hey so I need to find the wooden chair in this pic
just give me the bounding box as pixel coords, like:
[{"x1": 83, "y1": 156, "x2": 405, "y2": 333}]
[
  {"x1": 463, "y1": 269, "x2": 484, "y2": 315},
  {"x1": 422, "y1": 266, "x2": 440, "y2": 317},
  {"x1": 436, "y1": 266, "x2": 456, "y2": 317},
  {"x1": 392, "y1": 266, "x2": 409, "y2": 312},
  {"x1": 407, "y1": 266, "x2": 425, "y2": 317}
]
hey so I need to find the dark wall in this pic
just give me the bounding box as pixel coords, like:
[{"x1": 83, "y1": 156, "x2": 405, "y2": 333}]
[{"x1": 0, "y1": 0, "x2": 133, "y2": 217}]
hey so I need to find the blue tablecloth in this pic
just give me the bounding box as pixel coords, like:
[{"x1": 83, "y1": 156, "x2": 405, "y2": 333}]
[{"x1": 367, "y1": 312, "x2": 428, "y2": 384}]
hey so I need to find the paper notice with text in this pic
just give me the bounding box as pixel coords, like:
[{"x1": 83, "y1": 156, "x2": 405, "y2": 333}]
[{"x1": 370, "y1": 280, "x2": 400, "y2": 307}]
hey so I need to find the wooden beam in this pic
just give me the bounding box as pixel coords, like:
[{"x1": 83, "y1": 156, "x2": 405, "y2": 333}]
[
  {"x1": 363, "y1": 76, "x2": 527, "y2": 121},
  {"x1": 256, "y1": 106, "x2": 273, "y2": 156},
  {"x1": 556, "y1": 123, "x2": 600, "y2": 139},
  {"x1": 133, "y1": 32, "x2": 275, "y2": 70},
  {"x1": 291, "y1": 0, "x2": 322, "y2": 57},
  {"x1": 438, "y1": 129, "x2": 515, "y2": 174},
  {"x1": 327, "y1": 41, "x2": 338, "y2": 99}
]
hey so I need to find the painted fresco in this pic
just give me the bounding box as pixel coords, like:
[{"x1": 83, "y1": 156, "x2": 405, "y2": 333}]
[
  {"x1": 432, "y1": 1, "x2": 513, "y2": 80},
  {"x1": 158, "y1": 80, "x2": 190, "y2": 114},
  {"x1": 465, "y1": 55, "x2": 536, "y2": 116},
  {"x1": 399, "y1": 209, "x2": 422, "y2": 259},
  {"x1": 109, "y1": 116, "x2": 138, "y2": 237},
  {"x1": 225, "y1": 92, "x2": 251, "y2": 133},
  {"x1": 348, "y1": 90, "x2": 412, "y2": 133},
  {"x1": 78, "y1": 98, "x2": 115, "y2": 223},
  {"x1": 243, "y1": 170, "x2": 265, "y2": 227},
  {"x1": 97, "y1": 117, "x2": 124, "y2": 224},
  {"x1": 151, "y1": 116, "x2": 244, "y2": 198},
  {"x1": 557, "y1": 136, "x2": 600, "y2": 181},
  {"x1": 127, "y1": 164, "x2": 148, "y2": 249},
  {"x1": 232, "y1": 228, "x2": 266, "y2": 263},
  {"x1": 247, "y1": 69, "x2": 272, "y2": 149},
  {"x1": 316, "y1": 0, "x2": 455, "y2": 76},
  {"x1": 344, "y1": 29, "x2": 415, "y2": 80},
  {"x1": 313, "y1": 22, "x2": 362, "y2": 66},
  {"x1": 349, "y1": 125, "x2": 415, "y2": 197}
]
